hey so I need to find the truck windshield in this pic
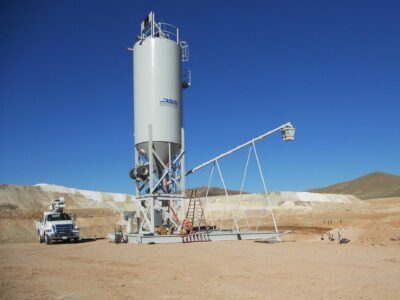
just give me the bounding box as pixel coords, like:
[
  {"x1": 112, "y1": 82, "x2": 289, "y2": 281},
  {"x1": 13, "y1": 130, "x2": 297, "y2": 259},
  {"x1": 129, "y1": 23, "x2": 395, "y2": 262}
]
[{"x1": 46, "y1": 213, "x2": 71, "y2": 221}]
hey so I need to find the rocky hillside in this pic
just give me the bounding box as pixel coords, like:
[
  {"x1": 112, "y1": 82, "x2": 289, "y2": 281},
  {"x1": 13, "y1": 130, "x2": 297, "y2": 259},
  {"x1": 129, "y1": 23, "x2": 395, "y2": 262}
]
[
  {"x1": 308, "y1": 172, "x2": 400, "y2": 199},
  {"x1": 0, "y1": 182, "x2": 363, "y2": 215},
  {"x1": 0, "y1": 184, "x2": 135, "y2": 211},
  {"x1": 189, "y1": 187, "x2": 245, "y2": 197}
]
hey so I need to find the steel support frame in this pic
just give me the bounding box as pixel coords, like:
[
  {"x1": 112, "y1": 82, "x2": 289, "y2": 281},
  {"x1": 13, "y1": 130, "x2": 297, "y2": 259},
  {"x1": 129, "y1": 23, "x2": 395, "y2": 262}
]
[
  {"x1": 203, "y1": 145, "x2": 277, "y2": 235},
  {"x1": 191, "y1": 122, "x2": 294, "y2": 237},
  {"x1": 134, "y1": 124, "x2": 186, "y2": 235}
]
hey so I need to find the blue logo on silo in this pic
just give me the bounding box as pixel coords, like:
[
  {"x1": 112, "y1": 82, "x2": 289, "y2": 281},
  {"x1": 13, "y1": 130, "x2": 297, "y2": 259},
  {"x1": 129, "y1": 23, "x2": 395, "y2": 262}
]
[{"x1": 160, "y1": 98, "x2": 178, "y2": 106}]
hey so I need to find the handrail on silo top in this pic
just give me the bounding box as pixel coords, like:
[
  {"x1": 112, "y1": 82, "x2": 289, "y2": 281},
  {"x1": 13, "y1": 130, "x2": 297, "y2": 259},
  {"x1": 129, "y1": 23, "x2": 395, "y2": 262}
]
[{"x1": 143, "y1": 21, "x2": 180, "y2": 44}]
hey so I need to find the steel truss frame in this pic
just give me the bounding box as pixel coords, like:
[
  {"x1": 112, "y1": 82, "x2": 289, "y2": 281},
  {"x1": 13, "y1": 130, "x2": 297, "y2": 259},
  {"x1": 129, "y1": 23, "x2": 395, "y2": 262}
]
[
  {"x1": 187, "y1": 122, "x2": 296, "y2": 241},
  {"x1": 134, "y1": 124, "x2": 186, "y2": 235}
]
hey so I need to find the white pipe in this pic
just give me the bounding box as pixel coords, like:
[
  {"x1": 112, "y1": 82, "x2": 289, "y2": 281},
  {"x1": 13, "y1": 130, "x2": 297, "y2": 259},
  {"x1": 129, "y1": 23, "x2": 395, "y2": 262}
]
[{"x1": 186, "y1": 122, "x2": 293, "y2": 176}]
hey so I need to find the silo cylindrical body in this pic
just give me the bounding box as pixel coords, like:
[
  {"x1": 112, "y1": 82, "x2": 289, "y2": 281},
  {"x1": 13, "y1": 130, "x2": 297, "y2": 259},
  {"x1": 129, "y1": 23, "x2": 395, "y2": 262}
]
[{"x1": 133, "y1": 37, "x2": 182, "y2": 165}]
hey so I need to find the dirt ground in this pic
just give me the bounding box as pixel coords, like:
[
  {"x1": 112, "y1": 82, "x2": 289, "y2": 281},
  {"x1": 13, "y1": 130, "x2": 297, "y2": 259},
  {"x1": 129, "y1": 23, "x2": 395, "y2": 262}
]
[{"x1": 0, "y1": 198, "x2": 399, "y2": 299}]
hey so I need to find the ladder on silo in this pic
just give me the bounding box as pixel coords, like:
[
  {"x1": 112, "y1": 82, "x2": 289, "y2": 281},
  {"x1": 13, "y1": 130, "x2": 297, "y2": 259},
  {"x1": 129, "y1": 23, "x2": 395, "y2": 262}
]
[{"x1": 180, "y1": 190, "x2": 210, "y2": 242}]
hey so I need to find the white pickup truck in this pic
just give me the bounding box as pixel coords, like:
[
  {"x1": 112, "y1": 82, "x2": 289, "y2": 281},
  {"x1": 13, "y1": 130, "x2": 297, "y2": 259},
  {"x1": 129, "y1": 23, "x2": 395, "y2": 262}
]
[{"x1": 36, "y1": 198, "x2": 80, "y2": 244}]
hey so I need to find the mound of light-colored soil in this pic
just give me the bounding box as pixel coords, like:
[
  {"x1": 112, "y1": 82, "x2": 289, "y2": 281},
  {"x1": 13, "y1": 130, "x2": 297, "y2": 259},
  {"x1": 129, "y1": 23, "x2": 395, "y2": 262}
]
[{"x1": 0, "y1": 184, "x2": 136, "y2": 211}]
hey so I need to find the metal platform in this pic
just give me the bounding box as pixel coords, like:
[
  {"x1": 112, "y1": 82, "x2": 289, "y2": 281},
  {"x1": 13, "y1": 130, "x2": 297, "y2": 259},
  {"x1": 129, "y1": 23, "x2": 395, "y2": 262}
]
[{"x1": 127, "y1": 230, "x2": 281, "y2": 244}]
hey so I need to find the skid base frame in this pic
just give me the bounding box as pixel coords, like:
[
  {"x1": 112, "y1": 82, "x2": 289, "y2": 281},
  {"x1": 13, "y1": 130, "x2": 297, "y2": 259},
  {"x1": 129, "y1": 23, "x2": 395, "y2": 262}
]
[{"x1": 127, "y1": 231, "x2": 281, "y2": 244}]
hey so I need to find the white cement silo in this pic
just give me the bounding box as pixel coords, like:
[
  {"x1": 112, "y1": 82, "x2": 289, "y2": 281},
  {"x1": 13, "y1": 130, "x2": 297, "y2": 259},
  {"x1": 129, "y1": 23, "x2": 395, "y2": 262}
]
[
  {"x1": 129, "y1": 12, "x2": 190, "y2": 236},
  {"x1": 133, "y1": 16, "x2": 184, "y2": 165}
]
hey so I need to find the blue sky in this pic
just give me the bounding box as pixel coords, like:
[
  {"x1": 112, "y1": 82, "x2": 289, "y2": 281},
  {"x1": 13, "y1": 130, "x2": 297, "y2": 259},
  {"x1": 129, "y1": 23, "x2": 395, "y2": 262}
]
[{"x1": 0, "y1": 0, "x2": 399, "y2": 194}]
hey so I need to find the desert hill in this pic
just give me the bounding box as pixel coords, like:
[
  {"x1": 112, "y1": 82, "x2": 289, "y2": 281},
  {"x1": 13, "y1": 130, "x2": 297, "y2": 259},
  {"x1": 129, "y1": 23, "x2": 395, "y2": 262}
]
[
  {"x1": 189, "y1": 186, "x2": 245, "y2": 197},
  {"x1": 0, "y1": 184, "x2": 131, "y2": 243},
  {"x1": 308, "y1": 172, "x2": 400, "y2": 199},
  {"x1": 2, "y1": 181, "x2": 399, "y2": 250},
  {"x1": 0, "y1": 183, "x2": 362, "y2": 212},
  {"x1": 0, "y1": 183, "x2": 135, "y2": 211},
  {"x1": 0, "y1": 184, "x2": 241, "y2": 209}
]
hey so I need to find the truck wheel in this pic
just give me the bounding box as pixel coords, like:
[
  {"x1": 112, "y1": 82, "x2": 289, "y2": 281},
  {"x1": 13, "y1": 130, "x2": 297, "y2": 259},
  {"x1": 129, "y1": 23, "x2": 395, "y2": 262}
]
[
  {"x1": 45, "y1": 235, "x2": 51, "y2": 245},
  {"x1": 39, "y1": 234, "x2": 44, "y2": 243},
  {"x1": 74, "y1": 237, "x2": 79, "y2": 243}
]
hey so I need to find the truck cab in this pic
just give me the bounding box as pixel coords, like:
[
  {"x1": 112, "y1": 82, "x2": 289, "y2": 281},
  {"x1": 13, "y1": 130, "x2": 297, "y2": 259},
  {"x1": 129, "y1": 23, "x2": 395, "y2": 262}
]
[{"x1": 36, "y1": 198, "x2": 80, "y2": 244}]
